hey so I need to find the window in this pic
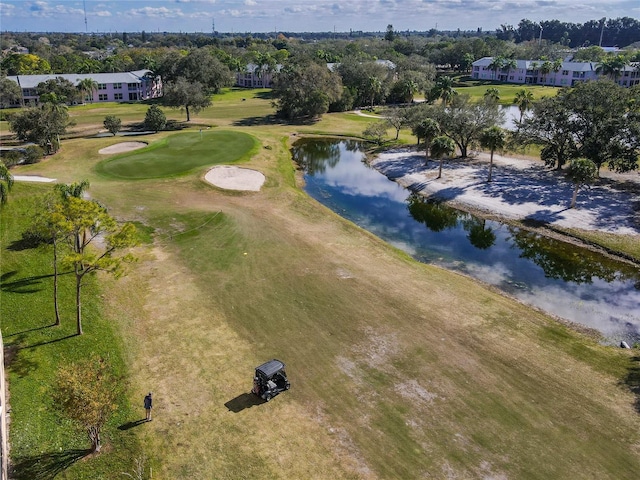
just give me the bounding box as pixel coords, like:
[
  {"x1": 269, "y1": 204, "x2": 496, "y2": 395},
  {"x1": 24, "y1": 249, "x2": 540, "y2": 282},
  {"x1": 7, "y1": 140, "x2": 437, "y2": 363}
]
[
  {"x1": 114, "y1": 93, "x2": 123, "y2": 100},
  {"x1": 98, "y1": 83, "x2": 107, "y2": 90},
  {"x1": 128, "y1": 83, "x2": 138, "y2": 90},
  {"x1": 562, "y1": 70, "x2": 568, "y2": 75},
  {"x1": 98, "y1": 94, "x2": 108, "y2": 101},
  {"x1": 129, "y1": 92, "x2": 138, "y2": 101},
  {"x1": 113, "y1": 82, "x2": 122, "y2": 89}
]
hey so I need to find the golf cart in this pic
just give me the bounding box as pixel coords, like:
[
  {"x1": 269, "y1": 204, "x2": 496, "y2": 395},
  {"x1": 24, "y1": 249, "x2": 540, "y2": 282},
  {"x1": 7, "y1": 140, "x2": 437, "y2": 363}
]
[{"x1": 251, "y1": 359, "x2": 290, "y2": 402}]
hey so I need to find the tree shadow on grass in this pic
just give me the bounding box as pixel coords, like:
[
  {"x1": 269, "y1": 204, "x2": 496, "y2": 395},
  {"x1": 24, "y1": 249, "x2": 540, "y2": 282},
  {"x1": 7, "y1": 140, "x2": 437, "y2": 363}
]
[
  {"x1": 232, "y1": 114, "x2": 284, "y2": 127},
  {"x1": 3, "y1": 343, "x2": 39, "y2": 378},
  {"x1": 10, "y1": 448, "x2": 91, "y2": 480},
  {"x1": 0, "y1": 271, "x2": 49, "y2": 294},
  {"x1": 623, "y1": 355, "x2": 640, "y2": 414},
  {"x1": 224, "y1": 392, "x2": 264, "y2": 413}
]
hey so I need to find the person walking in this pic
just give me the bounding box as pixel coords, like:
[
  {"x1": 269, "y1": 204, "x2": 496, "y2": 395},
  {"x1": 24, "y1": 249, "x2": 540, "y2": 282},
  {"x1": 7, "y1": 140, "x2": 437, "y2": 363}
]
[{"x1": 144, "y1": 392, "x2": 153, "y2": 421}]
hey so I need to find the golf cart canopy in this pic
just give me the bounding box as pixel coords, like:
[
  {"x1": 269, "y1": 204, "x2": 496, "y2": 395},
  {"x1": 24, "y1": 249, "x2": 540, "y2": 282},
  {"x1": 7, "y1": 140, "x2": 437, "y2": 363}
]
[{"x1": 255, "y1": 359, "x2": 286, "y2": 378}]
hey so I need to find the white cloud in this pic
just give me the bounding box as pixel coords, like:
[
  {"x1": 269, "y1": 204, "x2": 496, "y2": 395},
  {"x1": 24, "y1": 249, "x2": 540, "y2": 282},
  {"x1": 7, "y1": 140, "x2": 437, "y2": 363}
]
[{"x1": 126, "y1": 6, "x2": 185, "y2": 18}]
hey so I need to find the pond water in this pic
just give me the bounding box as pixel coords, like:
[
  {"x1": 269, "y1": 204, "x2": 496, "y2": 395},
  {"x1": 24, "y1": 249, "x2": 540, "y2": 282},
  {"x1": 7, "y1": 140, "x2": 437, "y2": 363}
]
[
  {"x1": 292, "y1": 138, "x2": 640, "y2": 343},
  {"x1": 501, "y1": 105, "x2": 522, "y2": 130}
]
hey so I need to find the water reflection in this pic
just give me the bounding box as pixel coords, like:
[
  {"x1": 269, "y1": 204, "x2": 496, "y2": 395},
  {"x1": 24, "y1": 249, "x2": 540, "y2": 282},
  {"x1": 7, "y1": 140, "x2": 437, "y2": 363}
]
[
  {"x1": 407, "y1": 195, "x2": 497, "y2": 249},
  {"x1": 292, "y1": 138, "x2": 640, "y2": 341}
]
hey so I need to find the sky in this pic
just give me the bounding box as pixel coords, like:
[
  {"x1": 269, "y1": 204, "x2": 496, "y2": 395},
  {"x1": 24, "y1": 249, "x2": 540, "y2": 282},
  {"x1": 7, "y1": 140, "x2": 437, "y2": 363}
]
[{"x1": 0, "y1": 0, "x2": 639, "y2": 34}]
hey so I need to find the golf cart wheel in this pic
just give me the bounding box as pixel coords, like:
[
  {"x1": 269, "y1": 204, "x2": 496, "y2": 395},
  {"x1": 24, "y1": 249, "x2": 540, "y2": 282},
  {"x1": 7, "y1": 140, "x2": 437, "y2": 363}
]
[
  {"x1": 265, "y1": 393, "x2": 272, "y2": 402},
  {"x1": 285, "y1": 383, "x2": 290, "y2": 390}
]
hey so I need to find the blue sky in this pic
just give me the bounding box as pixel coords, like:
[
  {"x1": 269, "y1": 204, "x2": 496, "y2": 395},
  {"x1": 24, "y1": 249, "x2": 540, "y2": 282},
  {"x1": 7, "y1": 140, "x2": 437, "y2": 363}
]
[{"x1": 1, "y1": 0, "x2": 638, "y2": 34}]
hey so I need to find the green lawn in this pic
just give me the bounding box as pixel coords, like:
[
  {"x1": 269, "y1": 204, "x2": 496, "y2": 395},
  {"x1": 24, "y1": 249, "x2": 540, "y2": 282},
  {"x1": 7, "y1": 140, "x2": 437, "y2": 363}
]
[
  {"x1": 0, "y1": 184, "x2": 144, "y2": 479},
  {"x1": 455, "y1": 83, "x2": 559, "y2": 105},
  {"x1": 95, "y1": 130, "x2": 258, "y2": 179},
  {"x1": 2, "y1": 88, "x2": 639, "y2": 479}
]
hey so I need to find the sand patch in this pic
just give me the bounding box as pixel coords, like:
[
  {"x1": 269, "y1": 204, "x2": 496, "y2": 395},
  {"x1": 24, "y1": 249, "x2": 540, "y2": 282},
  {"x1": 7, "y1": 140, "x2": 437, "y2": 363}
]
[
  {"x1": 204, "y1": 166, "x2": 265, "y2": 191},
  {"x1": 98, "y1": 142, "x2": 147, "y2": 154},
  {"x1": 13, "y1": 175, "x2": 56, "y2": 183}
]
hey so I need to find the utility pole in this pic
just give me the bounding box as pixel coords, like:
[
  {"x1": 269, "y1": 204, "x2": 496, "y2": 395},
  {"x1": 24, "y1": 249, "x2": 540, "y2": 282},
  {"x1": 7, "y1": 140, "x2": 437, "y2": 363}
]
[
  {"x1": 83, "y1": 0, "x2": 88, "y2": 32},
  {"x1": 538, "y1": 25, "x2": 543, "y2": 45},
  {"x1": 598, "y1": 17, "x2": 606, "y2": 47}
]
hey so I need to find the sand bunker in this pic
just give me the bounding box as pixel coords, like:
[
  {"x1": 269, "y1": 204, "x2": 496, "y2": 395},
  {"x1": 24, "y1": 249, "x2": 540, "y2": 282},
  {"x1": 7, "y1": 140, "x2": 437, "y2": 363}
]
[
  {"x1": 98, "y1": 142, "x2": 147, "y2": 154},
  {"x1": 13, "y1": 175, "x2": 56, "y2": 183},
  {"x1": 204, "y1": 166, "x2": 265, "y2": 191}
]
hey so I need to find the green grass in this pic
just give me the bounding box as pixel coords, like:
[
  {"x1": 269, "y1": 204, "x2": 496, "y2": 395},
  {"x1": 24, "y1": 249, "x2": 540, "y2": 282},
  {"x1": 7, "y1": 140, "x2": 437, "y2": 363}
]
[
  {"x1": 2, "y1": 88, "x2": 640, "y2": 479},
  {"x1": 95, "y1": 130, "x2": 258, "y2": 179},
  {"x1": 0, "y1": 183, "x2": 143, "y2": 479},
  {"x1": 455, "y1": 83, "x2": 559, "y2": 105}
]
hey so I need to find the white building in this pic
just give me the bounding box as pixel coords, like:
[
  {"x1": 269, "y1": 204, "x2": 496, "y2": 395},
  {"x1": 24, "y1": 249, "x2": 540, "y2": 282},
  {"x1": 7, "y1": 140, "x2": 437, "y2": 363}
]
[
  {"x1": 5, "y1": 70, "x2": 162, "y2": 106},
  {"x1": 471, "y1": 57, "x2": 639, "y2": 87}
]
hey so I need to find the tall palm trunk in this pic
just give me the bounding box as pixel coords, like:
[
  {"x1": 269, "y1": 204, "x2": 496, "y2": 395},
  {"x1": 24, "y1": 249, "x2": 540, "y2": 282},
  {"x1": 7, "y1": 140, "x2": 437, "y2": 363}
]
[
  {"x1": 487, "y1": 149, "x2": 495, "y2": 182},
  {"x1": 53, "y1": 237, "x2": 60, "y2": 325},
  {"x1": 570, "y1": 185, "x2": 579, "y2": 209}
]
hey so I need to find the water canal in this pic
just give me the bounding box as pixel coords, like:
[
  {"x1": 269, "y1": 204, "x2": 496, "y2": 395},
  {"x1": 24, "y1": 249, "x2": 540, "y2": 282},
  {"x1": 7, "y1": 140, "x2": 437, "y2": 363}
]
[{"x1": 292, "y1": 138, "x2": 640, "y2": 344}]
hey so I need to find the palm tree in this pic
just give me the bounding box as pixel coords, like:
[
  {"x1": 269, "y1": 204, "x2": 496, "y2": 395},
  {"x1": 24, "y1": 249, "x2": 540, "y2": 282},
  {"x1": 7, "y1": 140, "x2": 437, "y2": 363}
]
[
  {"x1": 430, "y1": 135, "x2": 456, "y2": 179},
  {"x1": 488, "y1": 56, "x2": 505, "y2": 81},
  {"x1": 551, "y1": 59, "x2": 563, "y2": 84},
  {"x1": 400, "y1": 79, "x2": 419, "y2": 104},
  {"x1": 367, "y1": 75, "x2": 382, "y2": 109},
  {"x1": 596, "y1": 55, "x2": 629, "y2": 82},
  {"x1": 513, "y1": 88, "x2": 534, "y2": 123},
  {"x1": 540, "y1": 61, "x2": 553, "y2": 84},
  {"x1": 0, "y1": 161, "x2": 14, "y2": 206},
  {"x1": 420, "y1": 118, "x2": 440, "y2": 158},
  {"x1": 76, "y1": 77, "x2": 98, "y2": 104},
  {"x1": 484, "y1": 87, "x2": 500, "y2": 102},
  {"x1": 432, "y1": 76, "x2": 457, "y2": 106},
  {"x1": 479, "y1": 126, "x2": 506, "y2": 182}
]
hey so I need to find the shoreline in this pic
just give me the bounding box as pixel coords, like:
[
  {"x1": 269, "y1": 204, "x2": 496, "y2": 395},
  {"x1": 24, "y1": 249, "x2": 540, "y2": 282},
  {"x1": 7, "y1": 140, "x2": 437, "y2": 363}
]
[{"x1": 368, "y1": 146, "x2": 640, "y2": 264}]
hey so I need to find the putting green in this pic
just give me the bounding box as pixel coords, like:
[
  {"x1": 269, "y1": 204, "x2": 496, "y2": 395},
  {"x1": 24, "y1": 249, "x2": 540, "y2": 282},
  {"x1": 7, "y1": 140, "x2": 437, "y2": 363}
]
[{"x1": 96, "y1": 130, "x2": 257, "y2": 179}]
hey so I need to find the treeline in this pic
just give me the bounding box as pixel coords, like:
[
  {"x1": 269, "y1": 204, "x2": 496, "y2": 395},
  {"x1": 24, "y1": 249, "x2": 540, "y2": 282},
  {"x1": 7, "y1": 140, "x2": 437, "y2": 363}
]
[{"x1": 496, "y1": 17, "x2": 640, "y2": 48}]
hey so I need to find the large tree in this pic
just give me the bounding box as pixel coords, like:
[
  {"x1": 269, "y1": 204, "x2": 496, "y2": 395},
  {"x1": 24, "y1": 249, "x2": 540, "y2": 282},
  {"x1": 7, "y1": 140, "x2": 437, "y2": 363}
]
[
  {"x1": 36, "y1": 77, "x2": 77, "y2": 105},
  {"x1": 563, "y1": 80, "x2": 638, "y2": 174},
  {"x1": 0, "y1": 76, "x2": 22, "y2": 107},
  {"x1": 515, "y1": 96, "x2": 577, "y2": 170},
  {"x1": 162, "y1": 79, "x2": 209, "y2": 122},
  {"x1": 157, "y1": 48, "x2": 233, "y2": 93},
  {"x1": 432, "y1": 95, "x2": 504, "y2": 158},
  {"x1": 272, "y1": 61, "x2": 343, "y2": 120},
  {"x1": 1, "y1": 53, "x2": 51, "y2": 75},
  {"x1": 54, "y1": 356, "x2": 122, "y2": 452},
  {"x1": 8, "y1": 103, "x2": 70, "y2": 154},
  {"x1": 51, "y1": 197, "x2": 137, "y2": 335}
]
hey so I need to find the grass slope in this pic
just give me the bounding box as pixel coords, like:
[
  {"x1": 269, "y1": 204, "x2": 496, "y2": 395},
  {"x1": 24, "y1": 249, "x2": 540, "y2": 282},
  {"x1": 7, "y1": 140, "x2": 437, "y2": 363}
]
[
  {"x1": 2, "y1": 88, "x2": 639, "y2": 479},
  {"x1": 0, "y1": 184, "x2": 143, "y2": 479}
]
